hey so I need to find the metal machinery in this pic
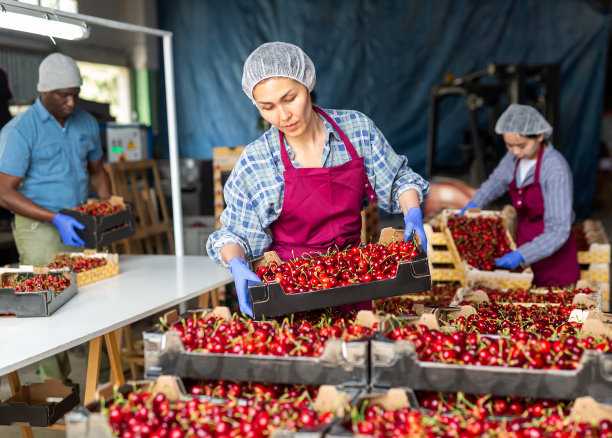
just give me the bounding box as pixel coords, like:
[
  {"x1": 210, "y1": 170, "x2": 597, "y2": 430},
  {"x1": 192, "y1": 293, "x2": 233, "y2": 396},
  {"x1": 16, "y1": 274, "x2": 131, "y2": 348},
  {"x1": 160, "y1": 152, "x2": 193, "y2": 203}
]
[{"x1": 426, "y1": 63, "x2": 560, "y2": 187}]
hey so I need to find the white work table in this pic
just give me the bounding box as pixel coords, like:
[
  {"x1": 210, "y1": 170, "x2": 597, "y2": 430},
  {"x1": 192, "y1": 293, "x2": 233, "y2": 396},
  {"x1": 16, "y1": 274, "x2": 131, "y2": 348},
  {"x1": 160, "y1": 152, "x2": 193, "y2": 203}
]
[{"x1": 0, "y1": 255, "x2": 233, "y2": 408}]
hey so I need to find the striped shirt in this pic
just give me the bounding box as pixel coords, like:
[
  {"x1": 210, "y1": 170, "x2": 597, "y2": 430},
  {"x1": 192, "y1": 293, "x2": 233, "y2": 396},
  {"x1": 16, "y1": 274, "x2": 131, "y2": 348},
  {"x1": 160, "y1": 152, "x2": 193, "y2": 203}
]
[
  {"x1": 206, "y1": 108, "x2": 430, "y2": 265},
  {"x1": 471, "y1": 144, "x2": 574, "y2": 265}
]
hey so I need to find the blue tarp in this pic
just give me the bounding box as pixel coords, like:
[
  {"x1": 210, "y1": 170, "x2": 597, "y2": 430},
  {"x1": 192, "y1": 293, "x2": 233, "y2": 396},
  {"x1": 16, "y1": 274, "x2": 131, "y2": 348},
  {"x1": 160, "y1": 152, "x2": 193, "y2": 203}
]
[{"x1": 159, "y1": 0, "x2": 608, "y2": 214}]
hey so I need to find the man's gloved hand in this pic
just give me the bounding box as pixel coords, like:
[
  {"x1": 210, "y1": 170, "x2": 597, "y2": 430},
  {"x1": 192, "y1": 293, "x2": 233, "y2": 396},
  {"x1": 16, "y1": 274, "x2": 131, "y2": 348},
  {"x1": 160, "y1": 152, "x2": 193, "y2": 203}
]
[
  {"x1": 228, "y1": 257, "x2": 262, "y2": 318},
  {"x1": 404, "y1": 207, "x2": 427, "y2": 255},
  {"x1": 52, "y1": 213, "x2": 85, "y2": 247},
  {"x1": 495, "y1": 250, "x2": 524, "y2": 270},
  {"x1": 459, "y1": 201, "x2": 478, "y2": 217}
]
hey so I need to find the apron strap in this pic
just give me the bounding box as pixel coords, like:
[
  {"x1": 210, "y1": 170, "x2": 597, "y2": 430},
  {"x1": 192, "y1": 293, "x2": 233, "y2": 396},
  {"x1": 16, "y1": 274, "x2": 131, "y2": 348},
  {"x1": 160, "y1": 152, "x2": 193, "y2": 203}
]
[
  {"x1": 312, "y1": 107, "x2": 376, "y2": 203},
  {"x1": 511, "y1": 153, "x2": 520, "y2": 183},
  {"x1": 278, "y1": 132, "x2": 295, "y2": 170},
  {"x1": 313, "y1": 107, "x2": 361, "y2": 160}
]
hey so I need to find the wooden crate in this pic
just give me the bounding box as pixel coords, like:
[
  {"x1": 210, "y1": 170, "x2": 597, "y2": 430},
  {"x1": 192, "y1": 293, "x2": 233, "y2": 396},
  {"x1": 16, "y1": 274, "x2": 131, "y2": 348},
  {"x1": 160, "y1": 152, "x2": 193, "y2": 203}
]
[
  {"x1": 424, "y1": 224, "x2": 463, "y2": 282},
  {"x1": 594, "y1": 281, "x2": 610, "y2": 312},
  {"x1": 576, "y1": 220, "x2": 611, "y2": 264},
  {"x1": 212, "y1": 146, "x2": 246, "y2": 230},
  {"x1": 580, "y1": 263, "x2": 610, "y2": 284},
  {"x1": 441, "y1": 209, "x2": 534, "y2": 290},
  {"x1": 361, "y1": 204, "x2": 379, "y2": 245}
]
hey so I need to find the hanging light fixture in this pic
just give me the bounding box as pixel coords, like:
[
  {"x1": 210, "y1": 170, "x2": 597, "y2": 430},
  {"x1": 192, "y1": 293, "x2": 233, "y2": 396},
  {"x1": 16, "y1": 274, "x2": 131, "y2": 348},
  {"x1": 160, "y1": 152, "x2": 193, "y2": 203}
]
[{"x1": 0, "y1": 1, "x2": 89, "y2": 41}]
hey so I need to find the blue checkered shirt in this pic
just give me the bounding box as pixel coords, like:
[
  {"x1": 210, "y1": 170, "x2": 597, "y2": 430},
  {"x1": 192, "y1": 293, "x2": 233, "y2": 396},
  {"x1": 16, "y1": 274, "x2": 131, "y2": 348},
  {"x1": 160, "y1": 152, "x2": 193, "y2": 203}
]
[
  {"x1": 471, "y1": 145, "x2": 575, "y2": 265},
  {"x1": 206, "y1": 108, "x2": 430, "y2": 265}
]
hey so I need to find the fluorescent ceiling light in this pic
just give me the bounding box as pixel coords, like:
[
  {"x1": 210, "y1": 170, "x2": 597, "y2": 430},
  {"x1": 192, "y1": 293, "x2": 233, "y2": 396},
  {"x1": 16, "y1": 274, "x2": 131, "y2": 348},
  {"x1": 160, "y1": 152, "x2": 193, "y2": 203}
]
[{"x1": 0, "y1": 2, "x2": 89, "y2": 40}]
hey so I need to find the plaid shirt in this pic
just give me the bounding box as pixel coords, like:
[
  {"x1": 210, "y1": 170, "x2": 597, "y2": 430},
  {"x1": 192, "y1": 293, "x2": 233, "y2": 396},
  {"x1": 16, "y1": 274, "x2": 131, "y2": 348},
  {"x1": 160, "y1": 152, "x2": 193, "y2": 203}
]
[
  {"x1": 471, "y1": 145, "x2": 574, "y2": 265},
  {"x1": 206, "y1": 108, "x2": 430, "y2": 265}
]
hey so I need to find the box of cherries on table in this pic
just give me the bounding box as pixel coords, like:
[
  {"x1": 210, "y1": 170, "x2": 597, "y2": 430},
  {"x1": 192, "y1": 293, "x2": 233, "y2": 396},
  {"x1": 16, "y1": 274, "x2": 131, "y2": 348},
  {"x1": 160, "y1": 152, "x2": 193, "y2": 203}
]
[
  {"x1": 0, "y1": 268, "x2": 77, "y2": 317},
  {"x1": 46, "y1": 251, "x2": 119, "y2": 287}
]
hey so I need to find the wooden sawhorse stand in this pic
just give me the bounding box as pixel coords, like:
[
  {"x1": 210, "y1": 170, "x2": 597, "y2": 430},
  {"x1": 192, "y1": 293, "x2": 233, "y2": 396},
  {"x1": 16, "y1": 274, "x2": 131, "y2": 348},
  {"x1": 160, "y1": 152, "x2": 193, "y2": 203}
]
[{"x1": 0, "y1": 329, "x2": 124, "y2": 438}]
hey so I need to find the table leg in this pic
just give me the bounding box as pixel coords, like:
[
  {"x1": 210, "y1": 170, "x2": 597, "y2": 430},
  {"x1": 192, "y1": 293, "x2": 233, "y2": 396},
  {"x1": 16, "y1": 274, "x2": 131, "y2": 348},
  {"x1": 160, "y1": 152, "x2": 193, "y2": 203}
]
[
  {"x1": 122, "y1": 325, "x2": 139, "y2": 379},
  {"x1": 7, "y1": 371, "x2": 34, "y2": 438},
  {"x1": 84, "y1": 336, "x2": 103, "y2": 405},
  {"x1": 105, "y1": 329, "x2": 125, "y2": 388},
  {"x1": 198, "y1": 291, "x2": 210, "y2": 308}
]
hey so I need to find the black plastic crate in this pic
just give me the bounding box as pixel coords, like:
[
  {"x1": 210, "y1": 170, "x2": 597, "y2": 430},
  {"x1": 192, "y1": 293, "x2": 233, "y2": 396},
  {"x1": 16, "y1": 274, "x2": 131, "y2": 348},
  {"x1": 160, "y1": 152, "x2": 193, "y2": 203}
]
[
  {"x1": 0, "y1": 380, "x2": 79, "y2": 427},
  {"x1": 143, "y1": 329, "x2": 369, "y2": 386},
  {"x1": 370, "y1": 337, "x2": 612, "y2": 400},
  {"x1": 248, "y1": 244, "x2": 431, "y2": 319},
  {"x1": 60, "y1": 200, "x2": 135, "y2": 249},
  {"x1": 0, "y1": 270, "x2": 77, "y2": 317}
]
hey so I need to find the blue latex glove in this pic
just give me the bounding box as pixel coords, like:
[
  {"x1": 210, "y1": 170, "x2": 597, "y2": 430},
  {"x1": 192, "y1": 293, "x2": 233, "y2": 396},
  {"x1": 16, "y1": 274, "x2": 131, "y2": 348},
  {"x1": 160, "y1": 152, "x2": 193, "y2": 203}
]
[
  {"x1": 459, "y1": 201, "x2": 478, "y2": 217},
  {"x1": 404, "y1": 207, "x2": 427, "y2": 255},
  {"x1": 495, "y1": 250, "x2": 524, "y2": 270},
  {"x1": 52, "y1": 213, "x2": 85, "y2": 247},
  {"x1": 228, "y1": 257, "x2": 261, "y2": 318}
]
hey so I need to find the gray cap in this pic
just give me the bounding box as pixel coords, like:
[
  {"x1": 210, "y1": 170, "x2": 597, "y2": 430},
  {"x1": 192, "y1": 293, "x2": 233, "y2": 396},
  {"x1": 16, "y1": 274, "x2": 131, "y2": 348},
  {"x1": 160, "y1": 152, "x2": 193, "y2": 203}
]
[
  {"x1": 37, "y1": 53, "x2": 82, "y2": 92},
  {"x1": 242, "y1": 42, "x2": 316, "y2": 105},
  {"x1": 495, "y1": 103, "x2": 553, "y2": 137}
]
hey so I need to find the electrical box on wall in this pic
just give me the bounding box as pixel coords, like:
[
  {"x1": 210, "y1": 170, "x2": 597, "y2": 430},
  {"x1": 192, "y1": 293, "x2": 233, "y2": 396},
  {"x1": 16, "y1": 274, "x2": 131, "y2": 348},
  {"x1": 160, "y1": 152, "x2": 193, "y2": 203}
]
[{"x1": 106, "y1": 123, "x2": 150, "y2": 162}]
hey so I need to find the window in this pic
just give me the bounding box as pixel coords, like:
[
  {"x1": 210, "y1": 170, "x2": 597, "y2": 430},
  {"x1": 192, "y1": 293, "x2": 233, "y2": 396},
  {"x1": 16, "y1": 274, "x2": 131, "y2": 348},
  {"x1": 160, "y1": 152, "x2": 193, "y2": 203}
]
[
  {"x1": 77, "y1": 61, "x2": 132, "y2": 123},
  {"x1": 18, "y1": 0, "x2": 78, "y2": 13}
]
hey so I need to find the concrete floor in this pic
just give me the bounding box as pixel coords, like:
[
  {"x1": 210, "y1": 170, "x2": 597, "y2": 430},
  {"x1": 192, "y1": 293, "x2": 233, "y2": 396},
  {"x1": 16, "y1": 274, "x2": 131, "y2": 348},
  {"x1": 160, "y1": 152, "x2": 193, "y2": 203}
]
[{"x1": 1, "y1": 209, "x2": 611, "y2": 437}]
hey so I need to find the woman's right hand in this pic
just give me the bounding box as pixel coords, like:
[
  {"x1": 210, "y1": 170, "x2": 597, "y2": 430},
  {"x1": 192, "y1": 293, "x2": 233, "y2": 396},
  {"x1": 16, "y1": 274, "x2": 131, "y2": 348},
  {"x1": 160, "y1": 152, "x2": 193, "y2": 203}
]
[
  {"x1": 459, "y1": 201, "x2": 478, "y2": 216},
  {"x1": 228, "y1": 257, "x2": 261, "y2": 318}
]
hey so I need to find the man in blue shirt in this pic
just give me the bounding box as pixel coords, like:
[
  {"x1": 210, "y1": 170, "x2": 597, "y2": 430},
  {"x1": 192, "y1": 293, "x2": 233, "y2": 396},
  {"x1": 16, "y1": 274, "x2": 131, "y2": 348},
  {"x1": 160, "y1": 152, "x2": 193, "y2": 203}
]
[
  {"x1": 0, "y1": 53, "x2": 111, "y2": 383},
  {"x1": 0, "y1": 53, "x2": 110, "y2": 266}
]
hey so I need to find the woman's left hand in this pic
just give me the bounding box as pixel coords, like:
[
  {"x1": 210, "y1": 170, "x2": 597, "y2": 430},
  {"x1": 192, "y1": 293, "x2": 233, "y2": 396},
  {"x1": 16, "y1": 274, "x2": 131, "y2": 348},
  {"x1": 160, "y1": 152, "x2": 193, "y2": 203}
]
[{"x1": 404, "y1": 207, "x2": 427, "y2": 255}]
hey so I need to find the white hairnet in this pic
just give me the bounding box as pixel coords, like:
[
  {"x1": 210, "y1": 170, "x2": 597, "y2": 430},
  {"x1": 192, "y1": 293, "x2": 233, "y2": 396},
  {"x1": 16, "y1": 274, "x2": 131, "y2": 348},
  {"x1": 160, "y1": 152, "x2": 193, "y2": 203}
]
[
  {"x1": 495, "y1": 103, "x2": 553, "y2": 138},
  {"x1": 242, "y1": 42, "x2": 316, "y2": 105},
  {"x1": 37, "y1": 53, "x2": 82, "y2": 92}
]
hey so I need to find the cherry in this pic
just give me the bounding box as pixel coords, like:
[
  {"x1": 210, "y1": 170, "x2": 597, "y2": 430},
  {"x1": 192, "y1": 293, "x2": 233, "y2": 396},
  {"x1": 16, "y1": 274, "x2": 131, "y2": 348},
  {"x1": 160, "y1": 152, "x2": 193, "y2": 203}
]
[
  {"x1": 47, "y1": 254, "x2": 107, "y2": 273},
  {"x1": 255, "y1": 240, "x2": 420, "y2": 295},
  {"x1": 447, "y1": 215, "x2": 515, "y2": 271},
  {"x1": 2, "y1": 273, "x2": 71, "y2": 296},
  {"x1": 75, "y1": 199, "x2": 123, "y2": 216}
]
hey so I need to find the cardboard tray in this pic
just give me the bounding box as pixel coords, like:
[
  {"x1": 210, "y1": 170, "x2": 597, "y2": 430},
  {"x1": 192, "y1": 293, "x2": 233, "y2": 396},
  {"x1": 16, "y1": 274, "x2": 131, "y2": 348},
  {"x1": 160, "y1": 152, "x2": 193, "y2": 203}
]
[
  {"x1": 144, "y1": 307, "x2": 371, "y2": 386},
  {"x1": 60, "y1": 196, "x2": 135, "y2": 249},
  {"x1": 248, "y1": 228, "x2": 432, "y2": 319},
  {"x1": 326, "y1": 390, "x2": 612, "y2": 436},
  {"x1": 0, "y1": 270, "x2": 77, "y2": 317},
  {"x1": 326, "y1": 387, "x2": 419, "y2": 437},
  {"x1": 0, "y1": 380, "x2": 79, "y2": 427},
  {"x1": 66, "y1": 375, "x2": 361, "y2": 438},
  {"x1": 49, "y1": 251, "x2": 119, "y2": 287},
  {"x1": 450, "y1": 282, "x2": 602, "y2": 311},
  {"x1": 441, "y1": 209, "x2": 534, "y2": 290},
  {"x1": 369, "y1": 337, "x2": 612, "y2": 399}
]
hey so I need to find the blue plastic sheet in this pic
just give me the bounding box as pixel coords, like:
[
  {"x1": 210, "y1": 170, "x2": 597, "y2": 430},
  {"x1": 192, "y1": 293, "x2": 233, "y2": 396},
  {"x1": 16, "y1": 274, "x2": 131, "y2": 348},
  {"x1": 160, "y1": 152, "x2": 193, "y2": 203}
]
[{"x1": 159, "y1": 0, "x2": 608, "y2": 214}]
